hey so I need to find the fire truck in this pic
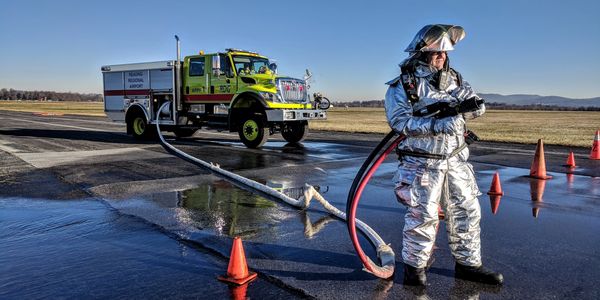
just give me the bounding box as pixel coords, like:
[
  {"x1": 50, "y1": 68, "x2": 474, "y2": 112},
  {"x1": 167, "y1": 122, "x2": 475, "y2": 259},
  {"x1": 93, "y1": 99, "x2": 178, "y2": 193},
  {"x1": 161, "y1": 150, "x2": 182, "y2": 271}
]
[{"x1": 101, "y1": 36, "x2": 328, "y2": 148}]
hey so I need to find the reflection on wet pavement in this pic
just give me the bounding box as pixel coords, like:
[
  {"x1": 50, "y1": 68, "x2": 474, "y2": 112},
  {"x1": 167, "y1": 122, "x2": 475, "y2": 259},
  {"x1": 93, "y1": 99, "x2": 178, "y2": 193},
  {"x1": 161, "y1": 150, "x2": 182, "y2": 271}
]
[
  {"x1": 180, "y1": 179, "x2": 331, "y2": 239},
  {"x1": 566, "y1": 172, "x2": 574, "y2": 188},
  {"x1": 530, "y1": 178, "x2": 547, "y2": 218},
  {"x1": 181, "y1": 181, "x2": 291, "y2": 238},
  {"x1": 489, "y1": 195, "x2": 501, "y2": 214},
  {"x1": 301, "y1": 211, "x2": 335, "y2": 239}
]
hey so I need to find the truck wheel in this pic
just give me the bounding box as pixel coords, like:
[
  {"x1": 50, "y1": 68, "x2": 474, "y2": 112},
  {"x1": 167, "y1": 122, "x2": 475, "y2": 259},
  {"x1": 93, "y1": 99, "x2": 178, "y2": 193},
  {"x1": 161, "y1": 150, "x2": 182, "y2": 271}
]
[
  {"x1": 128, "y1": 113, "x2": 154, "y2": 140},
  {"x1": 282, "y1": 121, "x2": 308, "y2": 143},
  {"x1": 238, "y1": 115, "x2": 269, "y2": 148},
  {"x1": 174, "y1": 128, "x2": 198, "y2": 138}
]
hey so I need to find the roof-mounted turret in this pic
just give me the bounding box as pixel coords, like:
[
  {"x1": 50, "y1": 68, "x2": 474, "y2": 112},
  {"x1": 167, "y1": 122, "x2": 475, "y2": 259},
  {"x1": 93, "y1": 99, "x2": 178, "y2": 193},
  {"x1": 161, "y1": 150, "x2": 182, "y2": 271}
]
[{"x1": 226, "y1": 48, "x2": 259, "y2": 55}]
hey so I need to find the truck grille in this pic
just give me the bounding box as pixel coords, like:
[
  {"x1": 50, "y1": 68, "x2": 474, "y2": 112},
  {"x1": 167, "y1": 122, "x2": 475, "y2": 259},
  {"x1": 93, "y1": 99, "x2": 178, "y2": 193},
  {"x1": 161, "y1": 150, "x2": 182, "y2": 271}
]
[{"x1": 277, "y1": 78, "x2": 308, "y2": 103}]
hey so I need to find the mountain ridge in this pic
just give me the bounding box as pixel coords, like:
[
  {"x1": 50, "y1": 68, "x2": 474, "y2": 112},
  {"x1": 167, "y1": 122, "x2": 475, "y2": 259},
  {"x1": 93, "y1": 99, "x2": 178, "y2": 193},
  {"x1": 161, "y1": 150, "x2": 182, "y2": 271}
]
[{"x1": 479, "y1": 93, "x2": 600, "y2": 107}]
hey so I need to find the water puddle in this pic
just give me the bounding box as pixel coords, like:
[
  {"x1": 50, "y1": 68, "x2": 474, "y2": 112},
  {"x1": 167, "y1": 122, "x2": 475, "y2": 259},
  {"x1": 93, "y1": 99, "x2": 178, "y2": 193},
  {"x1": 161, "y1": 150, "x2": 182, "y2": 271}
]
[{"x1": 104, "y1": 178, "x2": 333, "y2": 241}]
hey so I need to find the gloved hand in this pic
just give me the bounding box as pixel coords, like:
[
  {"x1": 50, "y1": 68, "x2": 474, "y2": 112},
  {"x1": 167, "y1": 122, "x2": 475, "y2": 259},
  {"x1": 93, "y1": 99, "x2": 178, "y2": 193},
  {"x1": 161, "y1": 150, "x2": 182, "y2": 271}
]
[{"x1": 432, "y1": 115, "x2": 465, "y2": 135}]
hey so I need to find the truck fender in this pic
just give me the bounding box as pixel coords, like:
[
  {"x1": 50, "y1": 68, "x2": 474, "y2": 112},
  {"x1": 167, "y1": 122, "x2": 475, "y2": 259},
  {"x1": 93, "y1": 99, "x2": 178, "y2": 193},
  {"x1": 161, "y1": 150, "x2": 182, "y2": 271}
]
[{"x1": 228, "y1": 92, "x2": 268, "y2": 131}]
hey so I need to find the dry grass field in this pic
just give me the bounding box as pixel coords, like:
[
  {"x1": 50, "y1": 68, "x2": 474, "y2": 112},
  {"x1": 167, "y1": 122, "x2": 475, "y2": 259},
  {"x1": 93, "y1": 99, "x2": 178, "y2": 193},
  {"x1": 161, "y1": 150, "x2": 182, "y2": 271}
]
[
  {"x1": 0, "y1": 100, "x2": 105, "y2": 116},
  {"x1": 1, "y1": 101, "x2": 598, "y2": 147},
  {"x1": 310, "y1": 107, "x2": 600, "y2": 147}
]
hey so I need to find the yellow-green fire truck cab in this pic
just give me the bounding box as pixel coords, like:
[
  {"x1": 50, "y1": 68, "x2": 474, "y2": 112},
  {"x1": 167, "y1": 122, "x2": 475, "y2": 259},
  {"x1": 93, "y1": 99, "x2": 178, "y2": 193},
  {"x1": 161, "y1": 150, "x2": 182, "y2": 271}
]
[{"x1": 180, "y1": 49, "x2": 327, "y2": 148}]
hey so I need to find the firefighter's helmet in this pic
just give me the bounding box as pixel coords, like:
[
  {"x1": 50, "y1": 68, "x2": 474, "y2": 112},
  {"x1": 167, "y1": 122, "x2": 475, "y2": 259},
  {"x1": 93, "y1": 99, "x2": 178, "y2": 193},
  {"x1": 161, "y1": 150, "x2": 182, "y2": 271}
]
[{"x1": 405, "y1": 24, "x2": 466, "y2": 52}]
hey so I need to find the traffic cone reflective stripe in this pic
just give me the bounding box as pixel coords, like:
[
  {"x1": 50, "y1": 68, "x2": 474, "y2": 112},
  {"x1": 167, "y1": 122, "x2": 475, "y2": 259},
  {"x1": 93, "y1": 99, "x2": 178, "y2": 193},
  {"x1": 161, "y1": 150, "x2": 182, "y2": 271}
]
[
  {"x1": 529, "y1": 139, "x2": 553, "y2": 179},
  {"x1": 565, "y1": 151, "x2": 576, "y2": 167},
  {"x1": 590, "y1": 130, "x2": 600, "y2": 160},
  {"x1": 218, "y1": 237, "x2": 258, "y2": 285},
  {"x1": 487, "y1": 172, "x2": 504, "y2": 196}
]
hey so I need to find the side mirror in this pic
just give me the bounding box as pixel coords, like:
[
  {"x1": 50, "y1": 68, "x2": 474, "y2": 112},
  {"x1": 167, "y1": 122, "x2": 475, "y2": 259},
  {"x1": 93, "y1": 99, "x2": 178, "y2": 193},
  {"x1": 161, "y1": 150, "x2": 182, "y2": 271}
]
[{"x1": 269, "y1": 63, "x2": 278, "y2": 74}]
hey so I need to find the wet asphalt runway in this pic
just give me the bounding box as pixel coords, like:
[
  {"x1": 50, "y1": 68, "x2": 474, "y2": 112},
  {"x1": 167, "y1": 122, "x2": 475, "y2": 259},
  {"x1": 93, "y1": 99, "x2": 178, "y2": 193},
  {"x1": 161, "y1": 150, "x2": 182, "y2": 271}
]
[{"x1": 1, "y1": 110, "x2": 599, "y2": 299}]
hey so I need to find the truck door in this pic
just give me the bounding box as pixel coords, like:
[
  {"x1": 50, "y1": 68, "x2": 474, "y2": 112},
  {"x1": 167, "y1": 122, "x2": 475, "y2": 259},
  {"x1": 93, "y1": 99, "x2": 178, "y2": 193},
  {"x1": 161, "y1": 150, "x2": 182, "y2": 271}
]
[
  {"x1": 184, "y1": 56, "x2": 208, "y2": 102},
  {"x1": 208, "y1": 53, "x2": 236, "y2": 104}
]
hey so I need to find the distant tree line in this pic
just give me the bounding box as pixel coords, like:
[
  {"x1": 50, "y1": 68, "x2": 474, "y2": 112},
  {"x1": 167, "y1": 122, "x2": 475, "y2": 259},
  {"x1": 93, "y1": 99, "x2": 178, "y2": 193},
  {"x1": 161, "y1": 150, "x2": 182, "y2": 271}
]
[
  {"x1": 332, "y1": 100, "x2": 600, "y2": 111},
  {"x1": 333, "y1": 100, "x2": 385, "y2": 108},
  {"x1": 0, "y1": 88, "x2": 102, "y2": 102}
]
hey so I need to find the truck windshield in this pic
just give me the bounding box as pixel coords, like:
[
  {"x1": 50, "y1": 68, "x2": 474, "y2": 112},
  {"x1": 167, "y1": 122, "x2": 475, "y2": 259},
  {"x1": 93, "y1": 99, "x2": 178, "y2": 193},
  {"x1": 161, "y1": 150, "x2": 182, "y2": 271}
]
[{"x1": 232, "y1": 55, "x2": 271, "y2": 75}]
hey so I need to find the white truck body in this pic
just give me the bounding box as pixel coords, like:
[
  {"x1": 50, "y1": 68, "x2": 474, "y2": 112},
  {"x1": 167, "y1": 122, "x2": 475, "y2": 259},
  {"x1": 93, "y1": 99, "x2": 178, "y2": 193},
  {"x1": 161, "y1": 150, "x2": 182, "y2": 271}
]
[{"x1": 102, "y1": 61, "x2": 178, "y2": 124}]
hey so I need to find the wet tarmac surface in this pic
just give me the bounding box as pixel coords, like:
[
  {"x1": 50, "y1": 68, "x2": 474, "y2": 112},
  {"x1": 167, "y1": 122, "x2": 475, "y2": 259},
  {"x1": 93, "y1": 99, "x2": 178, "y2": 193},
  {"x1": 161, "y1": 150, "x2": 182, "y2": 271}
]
[
  {"x1": 1, "y1": 110, "x2": 600, "y2": 299},
  {"x1": 0, "y1": 198, "x2": 300, "y2": 299}
]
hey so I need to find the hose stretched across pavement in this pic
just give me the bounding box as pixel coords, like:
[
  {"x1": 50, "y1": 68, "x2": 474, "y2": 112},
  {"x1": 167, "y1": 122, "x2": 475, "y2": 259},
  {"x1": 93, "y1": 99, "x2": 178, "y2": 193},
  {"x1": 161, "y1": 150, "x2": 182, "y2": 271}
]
[{"x1": 155, "y1": 101, "x2": 396, "y2": 279}]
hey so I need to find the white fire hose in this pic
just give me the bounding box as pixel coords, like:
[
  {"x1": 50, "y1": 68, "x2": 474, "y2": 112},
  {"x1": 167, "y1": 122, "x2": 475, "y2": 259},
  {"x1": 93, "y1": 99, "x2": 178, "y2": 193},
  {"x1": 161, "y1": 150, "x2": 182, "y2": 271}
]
[{"x1": 155, "y1": 101, "x2": 395, "y2": 278}]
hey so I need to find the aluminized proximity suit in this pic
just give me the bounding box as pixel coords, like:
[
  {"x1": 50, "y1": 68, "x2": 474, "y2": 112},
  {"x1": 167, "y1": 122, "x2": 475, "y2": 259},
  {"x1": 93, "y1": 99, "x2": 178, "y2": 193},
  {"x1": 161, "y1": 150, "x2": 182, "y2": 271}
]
[{"x1": 384, "y1": 61, "x2": 486, "y2": 269}]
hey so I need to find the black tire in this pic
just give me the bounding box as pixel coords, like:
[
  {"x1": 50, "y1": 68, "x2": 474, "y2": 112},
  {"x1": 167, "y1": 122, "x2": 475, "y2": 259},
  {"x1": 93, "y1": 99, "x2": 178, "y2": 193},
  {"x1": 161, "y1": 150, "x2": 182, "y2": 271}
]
[
  {"x1": 173, "y1": 127, "x2": 198, "y2": 138},
  {"x1": 238, "y1": 114, "x2": 269, "y2": 148},
  {"x1": 127, "y1": 112, "x2": 155, "y2": 140},
  {"x1": 281, "y1": 121, "x2": 308, "y2": 143}
]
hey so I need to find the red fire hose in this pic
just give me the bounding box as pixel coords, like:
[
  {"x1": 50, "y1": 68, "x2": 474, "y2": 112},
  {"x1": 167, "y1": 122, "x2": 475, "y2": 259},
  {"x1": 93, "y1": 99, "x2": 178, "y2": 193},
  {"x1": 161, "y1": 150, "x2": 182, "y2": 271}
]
[{"x1": 346, "y1": 131, "x2": 405, "y2": 278}]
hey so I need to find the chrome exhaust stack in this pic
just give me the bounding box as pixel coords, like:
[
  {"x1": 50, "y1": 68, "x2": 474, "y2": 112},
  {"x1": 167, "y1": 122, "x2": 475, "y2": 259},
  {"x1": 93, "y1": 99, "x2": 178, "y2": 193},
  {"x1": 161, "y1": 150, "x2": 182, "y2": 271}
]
[
  {"x1": 175, "y1": 35, "x2": 181, "y2": 65},
  {"x1": 174, "y1": 35, "x2": 182, "y2": 111}
]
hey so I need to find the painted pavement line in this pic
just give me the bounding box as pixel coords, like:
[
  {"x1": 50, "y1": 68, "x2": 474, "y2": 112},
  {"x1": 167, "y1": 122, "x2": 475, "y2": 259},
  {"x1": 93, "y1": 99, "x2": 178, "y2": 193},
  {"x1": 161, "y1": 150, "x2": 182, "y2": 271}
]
[
  {"x1": 5, "y1": 117, "x2": 117, "y2": 132},
  {"x1": 14, "y1": 147, "x2": 171, "y2": 169},
  {"x1": 0, "y1": 140, "x2": 22, "y2": 153},
  {"x1": 43, "y1": 116, "x2": 126, "y2": 126}
]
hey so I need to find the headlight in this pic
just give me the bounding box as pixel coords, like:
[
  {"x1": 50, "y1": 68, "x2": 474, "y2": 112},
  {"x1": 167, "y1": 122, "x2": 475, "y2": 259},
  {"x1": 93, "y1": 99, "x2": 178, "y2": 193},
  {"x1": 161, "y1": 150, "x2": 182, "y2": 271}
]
[
  {"x1": 285, "y1": 111, "x2": 296, "y2": 120},
  {"x1": 260, "y1": 92, "x2": 283, "y2": 103}
]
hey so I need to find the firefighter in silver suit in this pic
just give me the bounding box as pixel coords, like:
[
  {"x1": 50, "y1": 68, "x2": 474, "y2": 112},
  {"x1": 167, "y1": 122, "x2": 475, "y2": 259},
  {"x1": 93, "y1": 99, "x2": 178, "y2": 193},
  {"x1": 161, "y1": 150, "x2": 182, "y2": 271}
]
[{"x1": 384, "y1": 24, "x2": 503, "y2": 286}]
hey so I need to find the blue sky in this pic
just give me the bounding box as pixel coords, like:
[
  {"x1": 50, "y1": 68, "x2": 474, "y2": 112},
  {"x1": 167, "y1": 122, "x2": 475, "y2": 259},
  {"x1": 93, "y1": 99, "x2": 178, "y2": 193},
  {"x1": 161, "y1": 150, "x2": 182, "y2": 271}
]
[{"x1": 1, "y1": 0, "x2": 599, "y2": 100}]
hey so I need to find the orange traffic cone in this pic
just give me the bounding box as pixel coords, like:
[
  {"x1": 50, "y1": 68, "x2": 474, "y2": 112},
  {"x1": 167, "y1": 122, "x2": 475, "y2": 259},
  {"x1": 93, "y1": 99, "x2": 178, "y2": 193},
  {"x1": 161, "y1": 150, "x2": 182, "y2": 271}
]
[
  {"x1": 565, "y1": 151, "x2": 576, "y2": 168},
  {"x1": 529, "y1": 139, "x2": 553, "y2": 179},
  {"x1": 487, "y1": 172, "x2": 504, "y2": 196},
  {"x1": 218, "y1": 237, "x2": 258, "y2": 285},
  {"x1": 591, "y1": 130, "x2": 600, "y2": 160},
  {"x1": 489, "y1": 195, "x2": 501, "y2": 215}
]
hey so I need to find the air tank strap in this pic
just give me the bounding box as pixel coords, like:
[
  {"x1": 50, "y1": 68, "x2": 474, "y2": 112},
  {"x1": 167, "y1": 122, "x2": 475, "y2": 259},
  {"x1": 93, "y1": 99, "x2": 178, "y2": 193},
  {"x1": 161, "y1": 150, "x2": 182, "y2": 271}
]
[
  {"x1": 400, "y1": 66, "x2": 419, "y2": 104},
  {"x1": 396, "y1": 142, "x2": 467, "y2": 160}
]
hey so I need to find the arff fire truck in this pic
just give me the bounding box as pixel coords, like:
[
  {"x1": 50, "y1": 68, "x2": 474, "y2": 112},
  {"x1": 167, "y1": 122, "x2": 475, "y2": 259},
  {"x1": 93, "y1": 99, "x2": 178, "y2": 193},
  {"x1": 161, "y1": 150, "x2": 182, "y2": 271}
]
[{"x1": 101, "y1": 36, "x2": 328, "y2": 148}]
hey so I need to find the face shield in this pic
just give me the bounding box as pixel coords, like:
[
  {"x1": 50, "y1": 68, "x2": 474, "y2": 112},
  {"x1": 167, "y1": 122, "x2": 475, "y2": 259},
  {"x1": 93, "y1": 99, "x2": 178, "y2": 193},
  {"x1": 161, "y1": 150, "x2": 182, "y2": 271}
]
[{"x1": 405, "y1": 24, "x2": 466, "y2": 53}]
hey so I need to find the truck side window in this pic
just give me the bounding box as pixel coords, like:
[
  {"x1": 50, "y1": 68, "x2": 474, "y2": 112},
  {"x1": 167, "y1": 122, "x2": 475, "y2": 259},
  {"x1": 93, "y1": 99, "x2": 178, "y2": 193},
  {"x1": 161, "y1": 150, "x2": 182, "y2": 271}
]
[
  {"x1": 219, "y1": 54, "x2": 233, "y2": 78},
  {"x1": 189, "y1": 57, "x2": 205, "y2": 76}
]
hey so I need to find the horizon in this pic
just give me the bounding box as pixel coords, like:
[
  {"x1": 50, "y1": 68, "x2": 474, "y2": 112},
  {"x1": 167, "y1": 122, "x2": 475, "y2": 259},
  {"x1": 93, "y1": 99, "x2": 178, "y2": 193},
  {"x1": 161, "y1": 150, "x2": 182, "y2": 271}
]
[
  {"x1": 3, "y1": 88, "x2": 600, "y2": 103},
  {"x1": 1, "y1": 0, "x2": 599, "y2": 100}
]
